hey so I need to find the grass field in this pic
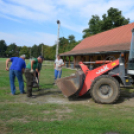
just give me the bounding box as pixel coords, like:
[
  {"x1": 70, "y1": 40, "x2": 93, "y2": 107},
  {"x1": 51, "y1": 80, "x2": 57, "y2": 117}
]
[{"x1": 1, "y1": 58, "x2": 134, "y2": 134}]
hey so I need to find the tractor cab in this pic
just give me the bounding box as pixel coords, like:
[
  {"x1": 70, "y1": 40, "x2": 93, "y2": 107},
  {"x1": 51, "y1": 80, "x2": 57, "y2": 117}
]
[{"x1": 127, "y1": 28, "x2": 134, "y2": 75}]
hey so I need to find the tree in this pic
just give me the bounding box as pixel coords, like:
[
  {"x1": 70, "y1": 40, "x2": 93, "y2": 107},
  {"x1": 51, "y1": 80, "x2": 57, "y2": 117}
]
[
  {"x1": 38, "y1": 43, "x2": 45, "y2": 56},
  {"x1": 89, "y1": 15, "x2": 102, "y2": 34},
  {"x1": 58, "y1": 37, "x2": 69, "y2": 53},
  {"x1": 82, "y1": 28, "x2": 91, "y2": 39},
  {"x1": 19, "y1": 46, "x2": 30, "y2": 58},
  {"x1": 17, "y1": 46, "x2": 22, "y2": 51},
  {"x1": 83, "y1": 7, "x2": 130, "y2": 38},
  {"x1": 43, "y1": 45, "x2": 55, "y2": 60},
  {"x1": 59, "y1": 37, "x2": 69, "y2": 46},
  {"x1": 0, "y1": 40, "x2": 7, "y2": 57},
  {"x1": 43, "y1": 45, "x2": 50, "y2": 59},
  {"x1": 0, "y1": 40, "x2": 7, "y2": 51},
  {"x1": 101, "y1": 7, "x2": 129, "y2": 31},
  {"x1": 68, "y1": 35, "x2": 75, "y2": 44},
  {"x1": 31, "y1": 44, "x2": 39, "y2": 58},
  {"x1": 1, "y1": 34, "x2": 79, "y2": 60},
  {"x1": 6, "y1": 43, "x2": 18, "y2": 57}
]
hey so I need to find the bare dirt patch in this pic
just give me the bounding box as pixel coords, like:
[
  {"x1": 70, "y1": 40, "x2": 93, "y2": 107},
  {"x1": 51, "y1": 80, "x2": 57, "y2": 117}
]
[
  {"x1": 6, "y1": 117, "x2": 30, "y2": 123},
  {"x1": 42, "y1": 106, "x2": 73, "y2": 121},
  {"x1": 5, "y1": 87, "x2": 134, "y2": 108},
  {"x1": 105, "y1": 132, "x2": 119, "y2": 134},
  {"x1": 43, "y1": 114, "x2": 71, "y2": 122},
  {"x1": 55, "y1": 108, "x2": 73, "y2": 114},
  {"x1": 0, "y1": 127, "x2": 12, "y2": 134}
]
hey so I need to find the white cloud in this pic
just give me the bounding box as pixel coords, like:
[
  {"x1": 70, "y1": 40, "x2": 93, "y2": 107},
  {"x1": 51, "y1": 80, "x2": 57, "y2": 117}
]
[
  {"x1": 9, "y1": 0, "x2": 55, "y2": 12},
  {"x1": 0, "y1": 0, "x2": 134, "y2": 46},
  {"x1": 0, "y1": 13, "x2": 21, "y2": 22},
  {"x1": 0, "y1": 32, "x2": 57, "y2": 46},
  {"x1": 61, "y1": 22, "x2": 84, "y2": 33},
  {"x1": 0, "y1": 0, "x2": 57, "y2": 21},
  {"x1": 80, "y1": 0, "x2": 134, "y2": 20},
  {"x1": 57, "y1": 0, "x2": 89, "y2": 8},
  {"x1": 0, "y1": 0, "x2": 134, "y2": 27},
  {"x1": 0, "y1": 0, "x2": 134, "y2": 22}
]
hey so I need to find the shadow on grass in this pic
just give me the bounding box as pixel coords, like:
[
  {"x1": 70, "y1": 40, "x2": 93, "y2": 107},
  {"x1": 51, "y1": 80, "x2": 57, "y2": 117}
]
[
  {"x1": 66, "y1": 86, "x2": 134, "y2": 104},
  {"x1": 38, "y1": 90, "x2": 62, "y2": 96},
  {"x1": 30, "y1": 85, "x2": 134, "y2": 104},
  {"x1": 68, "y1": 87, "x2": 134, "y2": 103},
  {"x1": 115, "y1": 87, "x2": 134, "y2": 104},
  {"x1": 32, "y1": 87, "x2": 62, "y2": 97},
  {"x1": 68, "y1": 92, "x2": 91, "y2": 102},
  {"x1": 32, "y1": 86, "x2": 91, "y2": 102}
]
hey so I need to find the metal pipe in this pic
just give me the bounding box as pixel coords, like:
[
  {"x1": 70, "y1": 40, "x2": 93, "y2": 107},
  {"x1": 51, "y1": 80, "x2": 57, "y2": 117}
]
[{"x1": 56, "y1": 20, "x2": 60, "y2": 58}]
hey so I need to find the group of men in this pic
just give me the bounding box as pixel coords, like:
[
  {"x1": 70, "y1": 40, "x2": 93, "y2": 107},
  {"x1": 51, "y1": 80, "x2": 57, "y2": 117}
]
[{"x1": 5, "y1": 55, "x2": 64, "y2": 98}]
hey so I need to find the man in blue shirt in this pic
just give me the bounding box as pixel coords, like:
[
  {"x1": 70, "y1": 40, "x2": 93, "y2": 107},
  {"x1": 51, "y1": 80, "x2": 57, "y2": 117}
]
[{"x1": 6, "y1": 55, "x2": 26, "y2": 95}]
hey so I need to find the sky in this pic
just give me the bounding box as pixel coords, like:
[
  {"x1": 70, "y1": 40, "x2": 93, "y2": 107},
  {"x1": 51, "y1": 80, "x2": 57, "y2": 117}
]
[{"x1": 0, "y1": 0, "x2": 134, "y2": 47}]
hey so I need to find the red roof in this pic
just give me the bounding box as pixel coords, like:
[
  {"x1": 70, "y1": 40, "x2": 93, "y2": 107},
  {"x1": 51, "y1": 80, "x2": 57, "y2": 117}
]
[{"x1": 60, "y1": 22, "x2": 134, "y2": 56}]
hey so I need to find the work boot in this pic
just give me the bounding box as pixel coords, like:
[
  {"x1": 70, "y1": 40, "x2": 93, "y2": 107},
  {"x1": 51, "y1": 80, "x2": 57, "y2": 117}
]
[
  {"x1": 21, "y1": 91, "x2": 26, "y2": 94},
  {"x1": 27, "y1": 95, "x2": 36, "y2": 98}
]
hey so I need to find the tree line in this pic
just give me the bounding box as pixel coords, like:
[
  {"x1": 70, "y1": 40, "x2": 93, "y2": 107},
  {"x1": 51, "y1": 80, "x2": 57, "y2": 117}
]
[
  {"x1": 0, "y1": 7, "x2": 130, "y2": 60},
  {"x1": 0, "y1": 34, "x2": 80, "y2": 60}
]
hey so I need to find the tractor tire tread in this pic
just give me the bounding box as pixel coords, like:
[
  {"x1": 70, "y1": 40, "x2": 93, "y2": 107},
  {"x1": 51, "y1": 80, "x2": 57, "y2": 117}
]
[{"x1": 90, "y1": 75, "x2": 120, "y2": 104}]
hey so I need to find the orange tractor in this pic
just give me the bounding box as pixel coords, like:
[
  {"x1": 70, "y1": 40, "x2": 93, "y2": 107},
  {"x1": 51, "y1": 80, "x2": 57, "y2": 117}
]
[{"x1": 56, "y1": 29, "x2": 134, "y2": 104}]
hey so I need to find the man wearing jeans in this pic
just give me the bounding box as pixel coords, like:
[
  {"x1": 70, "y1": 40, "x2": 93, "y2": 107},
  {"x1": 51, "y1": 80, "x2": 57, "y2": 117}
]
[
  {"x1": 24, "y1": 56, "x2": 44, "y2": 98},
  {"x1": 54, "y1": 55, "x2": 64, "y2": 82},
  {"x1": 5, "y1": 55, "x2": 26, "y2": 95}
]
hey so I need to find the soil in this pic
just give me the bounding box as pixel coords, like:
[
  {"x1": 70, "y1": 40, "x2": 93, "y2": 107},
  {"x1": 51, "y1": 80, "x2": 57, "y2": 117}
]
[{"x1": 14, "y1": 87, "x2": 134, "y2": 107}]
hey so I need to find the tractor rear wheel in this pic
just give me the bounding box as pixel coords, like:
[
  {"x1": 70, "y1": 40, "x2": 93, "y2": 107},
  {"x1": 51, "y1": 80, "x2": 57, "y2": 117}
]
[{"x1": 91, "y1": 75, "x2": 120, "y2": 104}]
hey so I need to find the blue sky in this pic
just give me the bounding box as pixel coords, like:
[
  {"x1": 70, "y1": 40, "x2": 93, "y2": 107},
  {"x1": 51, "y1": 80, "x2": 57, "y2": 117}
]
[{"x1": 0, "y1": 0, "x2": 134, "y2": 46}]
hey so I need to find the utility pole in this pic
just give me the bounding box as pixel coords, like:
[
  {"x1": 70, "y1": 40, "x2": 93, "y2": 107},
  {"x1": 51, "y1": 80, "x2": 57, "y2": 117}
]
[{"x1": 56, "y1": 20, "x2": 60, "y2": 58}]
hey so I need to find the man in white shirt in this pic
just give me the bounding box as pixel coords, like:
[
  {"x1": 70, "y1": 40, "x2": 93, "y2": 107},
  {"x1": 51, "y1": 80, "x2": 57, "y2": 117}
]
[{"x1": 54, "y1": 55, "x2": 64, "y2": 80}]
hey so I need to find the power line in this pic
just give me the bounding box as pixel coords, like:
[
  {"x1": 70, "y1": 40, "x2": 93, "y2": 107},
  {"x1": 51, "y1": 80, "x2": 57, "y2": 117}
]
[{"x1": 60, "y1": 25, "x2": 65, "y2": 37}]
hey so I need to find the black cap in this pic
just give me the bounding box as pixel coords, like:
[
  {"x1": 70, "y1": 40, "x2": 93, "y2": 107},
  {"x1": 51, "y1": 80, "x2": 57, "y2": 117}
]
[{"x1": 38, "y1": 56, "x2": 44, "y2": 60}]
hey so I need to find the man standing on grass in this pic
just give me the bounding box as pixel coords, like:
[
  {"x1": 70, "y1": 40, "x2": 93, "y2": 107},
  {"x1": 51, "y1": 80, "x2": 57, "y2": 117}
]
[
  {"x1": 54, "y1": 55, "x2": 64, "y2": 82},
  {"x1": 35, "y1": 62, "x2": 42, "y2": 86},
  {"x1": 5, "y1": 55, "x2": 26, "y2": 95},
  {"x1": 24, "y1": 56, "x2": 44, "y2": 98}
]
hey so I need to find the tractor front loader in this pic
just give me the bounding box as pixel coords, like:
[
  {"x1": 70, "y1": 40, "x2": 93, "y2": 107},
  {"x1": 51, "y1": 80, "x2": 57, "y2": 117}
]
[{"x1": 56, "y1": 29, "x2": 134, "y2": 104}]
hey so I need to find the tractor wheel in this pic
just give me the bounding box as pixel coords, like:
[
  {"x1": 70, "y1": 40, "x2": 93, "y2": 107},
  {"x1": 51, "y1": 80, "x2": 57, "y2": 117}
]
[{"x1": 90, "y1": 75, "x2": 120, "y2": 104}]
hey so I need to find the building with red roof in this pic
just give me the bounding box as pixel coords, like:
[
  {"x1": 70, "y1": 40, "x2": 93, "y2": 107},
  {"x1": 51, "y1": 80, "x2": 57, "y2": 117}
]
[{"x1": 60, "y1": 22, "x2": 134, "y2": 68}]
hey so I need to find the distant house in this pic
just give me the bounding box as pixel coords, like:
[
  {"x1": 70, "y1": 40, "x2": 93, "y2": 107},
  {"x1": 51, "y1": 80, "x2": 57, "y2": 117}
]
[{"x1": 60, "y1": 22, "x2": 134, "y2": 68}]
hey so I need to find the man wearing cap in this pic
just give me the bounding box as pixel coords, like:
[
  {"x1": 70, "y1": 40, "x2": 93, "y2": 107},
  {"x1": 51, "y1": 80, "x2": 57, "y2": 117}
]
[
  {"x1": 5, "y1": 55, "x2": 26, "y2": 95},
  {"x1": 24, "y1": 56, "x2": 44, "y2": 98}
]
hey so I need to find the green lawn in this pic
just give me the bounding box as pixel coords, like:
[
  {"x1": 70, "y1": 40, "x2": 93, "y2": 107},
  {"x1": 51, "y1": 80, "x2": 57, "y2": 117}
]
[{"x1": 1, "y1": 58, "x2": 134, "y2": 134}]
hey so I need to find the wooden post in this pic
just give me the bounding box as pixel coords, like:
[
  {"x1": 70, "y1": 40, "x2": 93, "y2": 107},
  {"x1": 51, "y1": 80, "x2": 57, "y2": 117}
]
[
  {"x1": 63, "y1": 56, "x2": 66, "y2": 67},
  {"x1": 125, "y1": 53, "x2": 128, "y2": 68},
  {"x1": 69, "y1": 56, "x2": 70, "y2": 67},
  {"x1": 62, "y1": 56, "x2": 64, "y2": 64},
  {"x1": 89, "y1": 55, "x2": 90, "y2": 61},
  {"x1": 101, "y1": 54, "x2": 104, "y2": 60},
  {"x1": 63, "y1": 56, "x2": 64, "y2": 62},
  {"x1": 74, "y1": 56, "x2": 76, "y2": 68},
  {"x1": 81, "y1": 56, "x2": 84, "y2": 62}
]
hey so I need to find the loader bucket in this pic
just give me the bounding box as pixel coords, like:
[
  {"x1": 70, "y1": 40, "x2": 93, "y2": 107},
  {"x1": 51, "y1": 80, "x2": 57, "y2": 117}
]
[{"x1": 56, "y1": 70, "x2": 85, "y2": 97}]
